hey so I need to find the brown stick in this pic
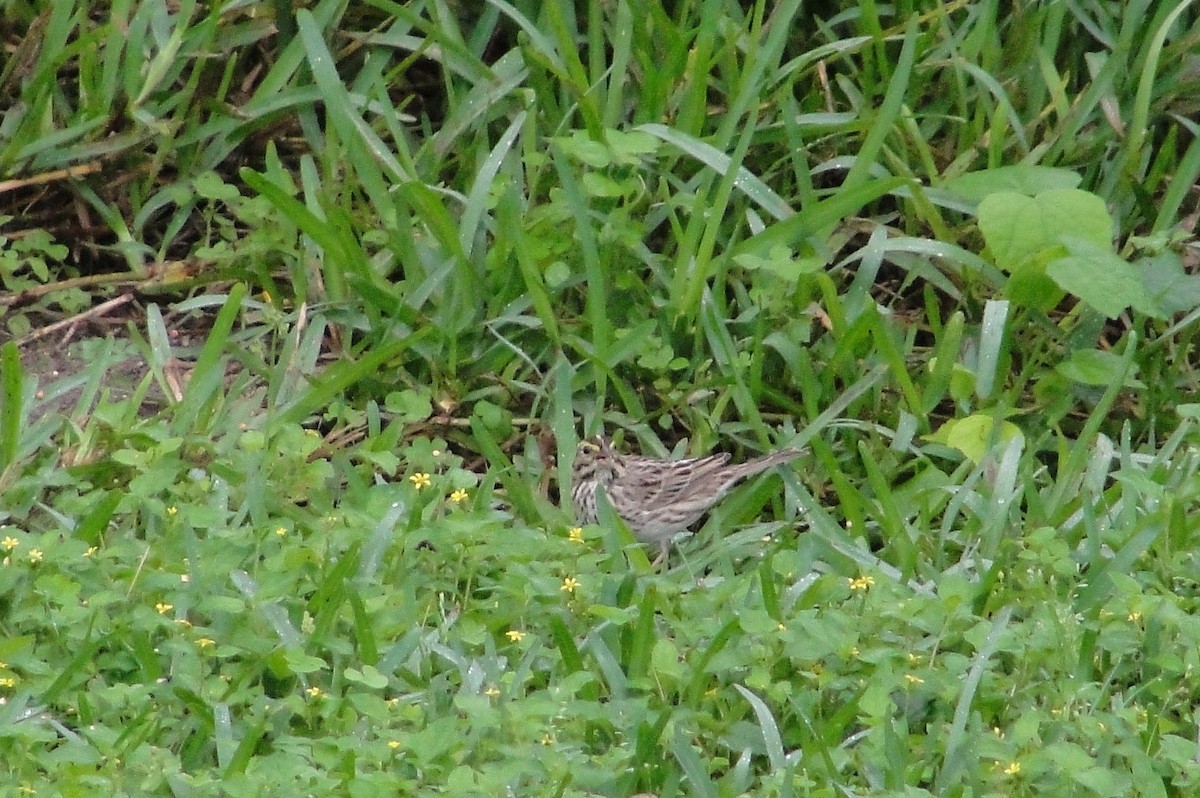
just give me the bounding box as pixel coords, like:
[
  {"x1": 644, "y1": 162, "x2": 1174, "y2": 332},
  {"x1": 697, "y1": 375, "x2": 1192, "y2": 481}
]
[{"x1": 15, "y1": 292, "x2": 136, "y2": 347}]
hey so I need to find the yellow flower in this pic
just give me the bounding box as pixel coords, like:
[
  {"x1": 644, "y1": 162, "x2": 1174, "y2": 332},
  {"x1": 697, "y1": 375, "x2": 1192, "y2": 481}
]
[
  {"x1": 28, "y1": 549, "x2": 43, "y2": 563},
  {"x1": 155, "y1": 603, "x2": 173, "y2": 615},
  {"x1": 306, "y1": 686, "x2": 324, "y2": 698},
  {"x1": 904, "y1": 674, "x2": 924, "y2": 686},
  {"x1": 167, "y1": 506, "x2": 178, "y2": 516},
  {"x1": 506, "y1": 629, "x2": 526, "y2": 642},
  {"x1": 567, "y1": 527, "x2": 584, "y2": 543},
  {"x1": 561, "y1": 576, "x2": 580, "y2": 593},
  {"x1": 485, "y1": 685, "x2": 500, "y2": 697},
  {"x1": 540, "y1": 733, "x2": 554, "y2": 746},
  {"x1": 450, "y1": 489, "x2": 469, "y2": 503},
  {"x1": 196, "y1": 638, "x2": 215, "y2": 649},
  {"x1": 275, "y1": 527, "x2": 287, "y2": 537},
  {"x1": 2, "y1": 537, "x2": 17, "y2": 551},
  {"x1": 0, "y1": 677, "x2": 15, "y2": 688},
  {"x1": 1127, "y1": 611, "x2": 1142, "y2": 622},
  {"x1": 848, "y1": 575, "x2": 874, "y2": 591},
  {"x1": 409, "y1": 472, "x2": 432, "y2": 490},
  {"x1": 1004, "y1": 761, "x2": 1021, "y2": 775},
  {"x1": 84, "y1": 546, "x2": 97, "y2": 557},
  {"x1": 387, "y1": 740, "x2": 401, "y2": 750}
]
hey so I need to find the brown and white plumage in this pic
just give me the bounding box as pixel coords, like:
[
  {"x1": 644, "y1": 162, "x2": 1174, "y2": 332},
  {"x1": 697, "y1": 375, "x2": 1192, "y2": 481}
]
[{"x1": 571, "y1": 436, "x2": 802, "y2": 561}]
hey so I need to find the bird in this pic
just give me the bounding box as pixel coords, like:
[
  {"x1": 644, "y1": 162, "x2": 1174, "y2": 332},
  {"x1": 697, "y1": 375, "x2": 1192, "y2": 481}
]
[{"x1": 571, "y1": 435, "x2": 803, "y2": 562}]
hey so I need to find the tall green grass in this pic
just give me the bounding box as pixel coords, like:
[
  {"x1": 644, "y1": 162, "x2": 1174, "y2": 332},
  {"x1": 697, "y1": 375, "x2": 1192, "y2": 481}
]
[{"x1": 1, "y1": 0, "x2": 1199, "y2": 794}]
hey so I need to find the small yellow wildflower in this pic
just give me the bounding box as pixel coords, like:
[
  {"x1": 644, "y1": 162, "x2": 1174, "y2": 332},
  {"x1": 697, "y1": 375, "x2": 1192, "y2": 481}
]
[
  {"x1": 450, "y1": 489, "x2": 469, "y2": 503},
  {"x1": 306, "y1": 686, "x2": 324, "y2": 698},
  {"x1": 167, "y1": 506, "x2": 178, "y2": 516},
  {"x1": 84, "y1": 546, "x2": 97, "y2": 557},
  {"x1": 0, "y1": 677, "x2": 15, "y2": 688},
  {"x1": 196, "y1": 638, "x2": 215, "y2": 649},
  {"x1": 1127, "y1": 611, "x2": 1142, "y2": 622},
  {"x1": 1004, "y1": 761, "x2": 1021, "y2": 775},
  {"x1": 275, "y1": 527, "x2": 287, "y2": 537},
  {"x1": 561, "y1": 576, "x2": 580, "y2": 593},
  {"x1": 506, "y1": 629, "x2": 526, "y2": 642},
  {"x1": 388, "y1": 740, "x2": 401, "y2": 750},
  {"x1": 904, "y1": 674, "x2": 924, "y2": 686},
  {"x1": 28, "y1": 549, "x2": 43, "y2": 564},
  {"x1": 2, "y1": 537, "x2": 17, "y2": 551},
  {"x1": 409, "y1": 472, "x2": 432, "y2": 490},
  {"x1": 848, "y1": 575, "x2": 874, "y2": 591},
  {"x1": 540, "y1": 733, "x2": 554, "y2": 746},
  {"x1": 776, "y1": 623, "x2": 786, "y2": 632},
  {"x1": 567, "y1": 527, "x2": 584, "y2": 544},
  {"x1": 155, "y1": 603, "x2": 173, "y2": 615},
  {"x1": 485, "y1": 686, "x2": 500, "y2": 697}
]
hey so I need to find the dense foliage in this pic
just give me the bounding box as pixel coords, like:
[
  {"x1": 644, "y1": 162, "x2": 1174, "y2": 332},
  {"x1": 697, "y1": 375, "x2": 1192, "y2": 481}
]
[{"x1": 2, "y1": 1, "x2": 1200, "y2": 795}]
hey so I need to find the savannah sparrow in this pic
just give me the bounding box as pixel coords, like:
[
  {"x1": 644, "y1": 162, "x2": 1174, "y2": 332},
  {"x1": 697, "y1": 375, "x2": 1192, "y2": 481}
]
[{"x1": 571, "y1": 435, "x2": 803, "y2": 561}]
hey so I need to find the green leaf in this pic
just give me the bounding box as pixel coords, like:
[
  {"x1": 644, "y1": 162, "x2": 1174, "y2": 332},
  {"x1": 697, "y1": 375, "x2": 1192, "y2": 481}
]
[
  {"x1": 343, "y1": 665, "x2": 388, "y2": 689},
  {"x1": 733, "y1": 245, "x2": 825, "y2": 282},
  {"x1": 978, "y1": 188, "x2": 1114, "y2": 310},
  {"x1": 283, "y1": 649, "x2": 327, "y2": 675},
  {"x1": 978, "y1": 189, "x2": 1112, "y2": 273},
  {"x1": 1139, "y1": 252, "x2": 1200, "y2": 315},
  {"x1": 555, "y1": 130, "x2": 613, "y2": 168},
  {"x1": 927, "y1": 414, "x2": 1024, "y2": 464},
  {"x1": 944, "y1": 165, "x2": 1081, "y2": 203},
  {"x1": 1046, "y1": 237, "x2": 1157, "y2": 319},
  {"x1": 1056, "y1": 349, "x2": 1145, "y2": 388},
  {"x1": 384, "y1": 389, "x2": 433, "y2": 424}
]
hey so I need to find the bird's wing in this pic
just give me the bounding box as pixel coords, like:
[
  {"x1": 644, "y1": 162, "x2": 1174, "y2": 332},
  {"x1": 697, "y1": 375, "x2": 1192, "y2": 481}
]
[{"x1": 619, "y1": 453, "x2": 731, "y2": 505}]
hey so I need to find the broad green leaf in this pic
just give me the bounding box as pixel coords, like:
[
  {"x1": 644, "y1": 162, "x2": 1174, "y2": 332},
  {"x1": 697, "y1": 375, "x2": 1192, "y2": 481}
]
[
  {"x1": 978, "y1": 189, "x2": 1112, "y2": 274},
  {"x1": 1056, "y1": 349, "x2": 1145, "y2": 388},
  {"x1": 1046, "y1": 237, "x2": 1157, "y2": 319},
  {"x1": 927, "y1": 414, "x2": 1024, "y2": 465},
  {"x1": 944, "y1": 165, "x2": 1081, "y2": 203}
]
